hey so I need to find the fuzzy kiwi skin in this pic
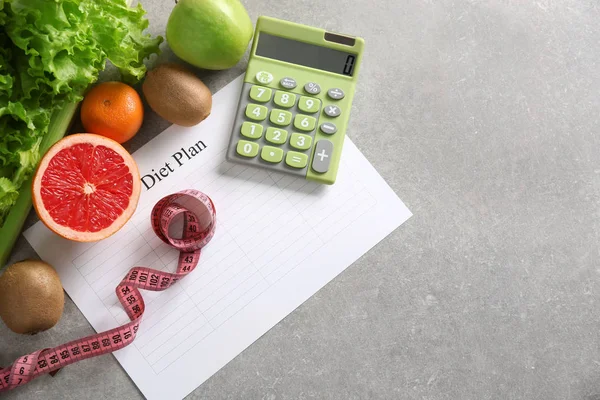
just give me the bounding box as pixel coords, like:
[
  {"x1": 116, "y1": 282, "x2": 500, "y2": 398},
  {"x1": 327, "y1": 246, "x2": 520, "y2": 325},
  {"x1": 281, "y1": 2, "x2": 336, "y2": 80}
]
[
  {"x1": 0, "y1": 260, "x2": 64, "y2": 334},
  {"x1": 143, "y1": 63, "x2": 213, "y2": 127}
]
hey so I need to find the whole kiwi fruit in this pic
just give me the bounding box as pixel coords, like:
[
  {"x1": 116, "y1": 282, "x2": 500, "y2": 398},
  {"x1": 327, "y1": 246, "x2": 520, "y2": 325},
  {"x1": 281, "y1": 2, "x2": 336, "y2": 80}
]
[
  {"x1": 0, "y1": 260, "x2": 64, "y2": 334},
  {"x1": 143, "y1": 63, "x2": 213, "y2": 127}
]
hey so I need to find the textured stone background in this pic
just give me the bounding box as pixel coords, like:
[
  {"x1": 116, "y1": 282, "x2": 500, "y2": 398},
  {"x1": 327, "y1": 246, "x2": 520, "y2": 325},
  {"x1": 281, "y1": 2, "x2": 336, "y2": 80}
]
[{"x1": 3, "y1": 1, "x2": 600, "y2": 399}]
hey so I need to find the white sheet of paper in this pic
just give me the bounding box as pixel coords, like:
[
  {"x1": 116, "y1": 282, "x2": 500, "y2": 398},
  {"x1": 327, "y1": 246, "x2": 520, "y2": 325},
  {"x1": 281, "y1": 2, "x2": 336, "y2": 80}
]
[{"x1": 24, "y1": 75, "x2": 412, "y2": 400}]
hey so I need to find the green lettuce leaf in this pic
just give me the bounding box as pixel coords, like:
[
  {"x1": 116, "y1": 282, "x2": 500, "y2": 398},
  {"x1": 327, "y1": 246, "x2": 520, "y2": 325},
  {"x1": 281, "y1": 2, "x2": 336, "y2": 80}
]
[
  {"x1": 0, "y1": 0, "x2": 162, "y2": 227},
  {"x1": 0, "y1": 177, "x2": 18, "y2": 227}
]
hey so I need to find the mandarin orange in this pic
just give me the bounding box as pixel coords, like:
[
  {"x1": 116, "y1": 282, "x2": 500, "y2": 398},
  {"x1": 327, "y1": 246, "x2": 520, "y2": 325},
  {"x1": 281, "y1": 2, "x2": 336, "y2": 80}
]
[{"x1": 81, "y1": 82, "x2": 144, "y2": 144}]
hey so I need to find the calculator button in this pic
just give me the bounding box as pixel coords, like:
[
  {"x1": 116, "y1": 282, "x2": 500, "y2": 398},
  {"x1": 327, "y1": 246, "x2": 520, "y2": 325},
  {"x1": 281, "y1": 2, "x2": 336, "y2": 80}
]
[
  {"x1": 236, "y1": 140, "x2": 259, "y2": 158},
  {"x1": 265, "y1": 128, "x2": 288, "y2": 144},
  {"x1": 274, "y1": 91, "x2": 297, "y2": 108},
  {"x1": 240, "y1": 122, "x2": 263, "y2": 139},
  {"x1": 312, "y1": 140, "x2": 334, "y2": 173},
  {"x1": 261, "y1": 146, "x2": 284, "y2": 163},
  {"x1": 255, "y1": 71, "x2": 273, "y2": 84},
  {"x1": 324, "y1": 105, "x2": 341, "y2": 117},
  {"x1": 293, "y1": 114, "x2": 316, "y2": 131},
  {"x1": 298, "y1": 96, "x2": 321, "y2": 114},
  {"x1": 290, "y1": 133, "x2": 313, "y2": 150},
  {"x1": 327, "y1": 88, "x2": 345, "y2": 100},
  {"x1": 304, "y1": 82, "x2": 321, "y2": 95},
  {"x1": 270, "y1": 109, "x2": 293, "y2": 126},
  {"x1": 286, "y1": 151, "x2": 308, "y2": 168},
  {"x1": 246, "y1": 104, "x2": 268, "y2": 121},
  {"x1": 280, "y1": 77, "x2": 297, "y2": 89},
  {"x1": 320, "y1": 122, "x2": 337, "y2": 135},
  {"x1": 249, "y1": 86, "x2": 272, "y2": 102}
]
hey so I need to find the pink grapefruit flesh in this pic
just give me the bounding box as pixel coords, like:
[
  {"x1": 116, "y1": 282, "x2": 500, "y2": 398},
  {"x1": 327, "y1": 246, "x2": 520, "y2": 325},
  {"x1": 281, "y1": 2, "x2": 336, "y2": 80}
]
[{"x1": 32, "y1": 134, "x2": 141, "y2": 242}]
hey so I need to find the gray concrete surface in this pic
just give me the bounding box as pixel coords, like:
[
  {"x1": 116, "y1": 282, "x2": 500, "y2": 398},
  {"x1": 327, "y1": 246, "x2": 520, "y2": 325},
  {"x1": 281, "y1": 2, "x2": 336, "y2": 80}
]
[{"x1": 3, "y1": 0, "x2": 600, "y2": 399}]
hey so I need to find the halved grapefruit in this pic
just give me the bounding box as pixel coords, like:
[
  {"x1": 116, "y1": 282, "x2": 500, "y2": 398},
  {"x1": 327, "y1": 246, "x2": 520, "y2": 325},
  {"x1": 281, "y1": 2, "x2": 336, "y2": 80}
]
[{"x1": 32, "y1": 134, "x2": 141, "y2": 242}]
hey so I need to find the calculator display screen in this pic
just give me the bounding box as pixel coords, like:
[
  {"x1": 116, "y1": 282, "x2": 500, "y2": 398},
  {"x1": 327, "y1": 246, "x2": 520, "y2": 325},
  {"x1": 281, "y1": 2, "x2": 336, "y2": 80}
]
[{"x1": 256, "y1": 33, "x2": 356, "y2": 76}]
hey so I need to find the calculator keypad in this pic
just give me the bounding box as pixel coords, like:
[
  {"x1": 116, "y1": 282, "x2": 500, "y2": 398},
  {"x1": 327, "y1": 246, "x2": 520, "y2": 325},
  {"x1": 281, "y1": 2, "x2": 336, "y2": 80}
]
[{"x1": 229, "y1": 80, "x2": 347, "y2": 179}]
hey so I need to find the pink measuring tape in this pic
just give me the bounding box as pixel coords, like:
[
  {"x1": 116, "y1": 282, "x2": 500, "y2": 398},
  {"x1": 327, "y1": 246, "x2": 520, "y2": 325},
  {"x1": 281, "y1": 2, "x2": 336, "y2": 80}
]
[{"x1": 0, "y1": 189, "x2": 216, "y2": 393}]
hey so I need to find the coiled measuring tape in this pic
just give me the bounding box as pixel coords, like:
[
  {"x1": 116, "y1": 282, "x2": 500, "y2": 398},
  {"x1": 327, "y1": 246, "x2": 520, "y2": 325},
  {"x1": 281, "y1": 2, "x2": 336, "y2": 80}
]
[{"x1": 0, "y1": 189, "x2": 216, "y2": 393}]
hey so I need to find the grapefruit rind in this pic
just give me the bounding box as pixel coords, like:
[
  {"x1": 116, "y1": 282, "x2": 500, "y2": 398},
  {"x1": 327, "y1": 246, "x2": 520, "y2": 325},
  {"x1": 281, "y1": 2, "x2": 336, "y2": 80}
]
[{"x1": 32, "y1": 134, "x2": 141, "y2": 242}]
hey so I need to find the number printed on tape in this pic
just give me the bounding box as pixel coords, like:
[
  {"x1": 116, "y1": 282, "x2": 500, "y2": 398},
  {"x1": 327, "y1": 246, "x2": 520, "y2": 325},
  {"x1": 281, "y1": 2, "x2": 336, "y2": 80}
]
[{"x1": 0, "y1": 189, "x2": 217, "y2": 392}]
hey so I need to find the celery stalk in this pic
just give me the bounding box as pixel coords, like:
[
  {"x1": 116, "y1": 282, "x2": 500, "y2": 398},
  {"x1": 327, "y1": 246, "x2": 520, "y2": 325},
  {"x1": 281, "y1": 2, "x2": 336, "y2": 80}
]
[{"x1": 0, "y1": 102, "x2": 79, "y2": 268}]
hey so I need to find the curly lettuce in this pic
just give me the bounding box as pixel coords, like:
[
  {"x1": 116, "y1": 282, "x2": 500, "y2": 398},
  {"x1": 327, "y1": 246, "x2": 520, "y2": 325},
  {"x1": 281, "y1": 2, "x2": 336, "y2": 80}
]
[{"x1": 0, "y1": 0, "x2": 162, "y2": 227}]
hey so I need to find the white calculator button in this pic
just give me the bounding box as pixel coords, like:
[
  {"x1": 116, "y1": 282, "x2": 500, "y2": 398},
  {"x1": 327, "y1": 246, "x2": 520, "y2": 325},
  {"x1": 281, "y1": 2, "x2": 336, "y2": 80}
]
[
  {"x1": 255, "y1": 71, "x2": 274, "y2": 84},
  {"x1": 304, "y1": 82, "x2": 321, "y2": 95}
]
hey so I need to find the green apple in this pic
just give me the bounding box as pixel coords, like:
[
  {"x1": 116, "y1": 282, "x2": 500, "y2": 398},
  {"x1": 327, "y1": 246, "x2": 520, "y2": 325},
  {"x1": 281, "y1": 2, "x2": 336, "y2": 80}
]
[{"x1": 166, "y1": 0, "x2": 253, "y2": 70}]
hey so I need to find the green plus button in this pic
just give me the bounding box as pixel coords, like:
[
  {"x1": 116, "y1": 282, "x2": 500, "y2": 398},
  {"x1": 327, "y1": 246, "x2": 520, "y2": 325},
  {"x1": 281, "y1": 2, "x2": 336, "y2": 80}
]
[
  {"x1": 241, "y1": 122, "x2": 263, "y2": 139},
  {"x1": 236, "y1": 140, "x2": 259, "y2": 158},
  {"x1": 298, "y1": 96, "x2": 321, "y2": 113},
  {"x1": 285, "y1": 151, "x2": 308, "y2": 168},
  {"x1": 261, "y1": 146, "x2": 284, "y2": 163},
  {"x1": 246, "y1": 104, "x2": 268, "y2": 121},
  {"x1": 249, "y1": 86, "x2": 272, "y2": 102}
]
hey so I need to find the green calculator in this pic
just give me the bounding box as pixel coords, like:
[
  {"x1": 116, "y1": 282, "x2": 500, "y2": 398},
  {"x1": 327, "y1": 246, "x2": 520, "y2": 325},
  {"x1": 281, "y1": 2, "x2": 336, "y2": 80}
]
[{"x1": 226, "y1": 16, "x2": 364, "y2": 185}]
